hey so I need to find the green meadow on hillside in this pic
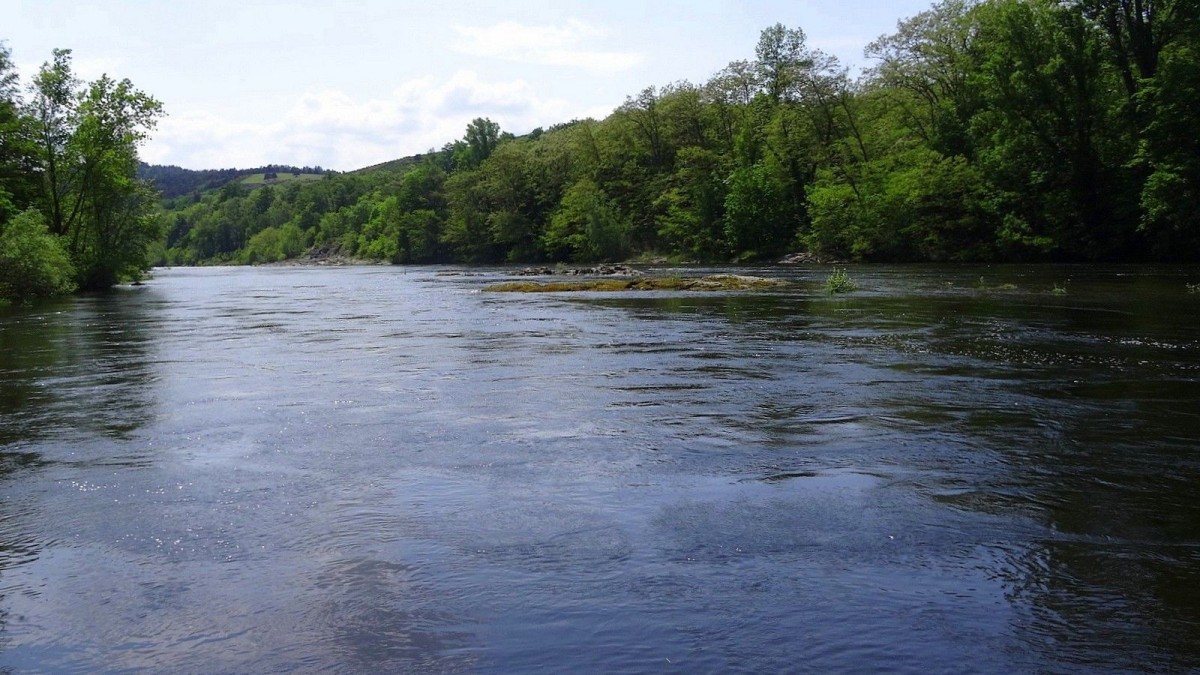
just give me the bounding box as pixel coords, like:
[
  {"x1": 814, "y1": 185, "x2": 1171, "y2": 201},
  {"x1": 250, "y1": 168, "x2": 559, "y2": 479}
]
[{"x1": 239, "y1": 172, "x2": 325, "y2": 186}]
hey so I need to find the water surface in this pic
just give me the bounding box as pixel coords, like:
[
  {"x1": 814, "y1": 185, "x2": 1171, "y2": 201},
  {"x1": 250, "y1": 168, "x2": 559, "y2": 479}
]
[{"x1": 1, "y1": 265, "x2": 1198, "y2": 672}]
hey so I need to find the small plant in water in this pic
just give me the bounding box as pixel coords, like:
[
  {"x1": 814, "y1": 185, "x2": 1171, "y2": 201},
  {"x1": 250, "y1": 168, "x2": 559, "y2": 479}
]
[
  {"x1": 1188, "y1": 282, "x2": 1199, "y2": 294},
  {"x1": 1051, "y1": 282, "x2": 1068, "y2": 296},
  {"x1": 825, "y1": 267, "x2": 858, "y2": 294}
]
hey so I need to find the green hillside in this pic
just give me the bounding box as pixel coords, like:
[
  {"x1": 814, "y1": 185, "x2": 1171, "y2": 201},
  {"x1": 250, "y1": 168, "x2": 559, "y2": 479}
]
[
  {"x1": 153, "y1": 2, "x2": 1200, "y2": 268},
  {"x1": 239, "y1": 172, "x2": 325, "y2": 186}
]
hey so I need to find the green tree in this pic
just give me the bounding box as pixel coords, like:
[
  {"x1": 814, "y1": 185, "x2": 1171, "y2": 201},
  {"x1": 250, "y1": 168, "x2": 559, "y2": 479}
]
[
  {"x1": 28, "y1": 50, "x2": 164, "y2": 288},
  {"x1": 654, "y1": 146, "x2": 728, "y2": 259},
  {"x1": 1139, "y1": 31, "x2": 1200, "y2": 253},
  {"x1": 543, "y1": 178, "x2": 626, "y2": 261},
  {"x1": 0, "y1": 209, "x2": 76, "y2": 302},
  {"x1": 395, "y1": 209, "x2": 444, "y2": 262},
  {"x1": 242, "y1": 225, "x2": 285, "y2": 264},
  {"x1": 865, "y1": 0, "x2": 982, "y2": 159},
  {"x1": 462, "y1": 117, "x2": 501, "y2": 169},
  {"x1": 971, "y1": 0, "x2": 1134, "y2": 258},
  {"x1": 756, "y1": 24, "x2": 811, "y2": 103},
  {"x1": 723, "y1": 162, "x2": 791, "y2": 258},
  {"x1": 0, "y1": 43, "x2": 37, "y2": 220},
  {"x1": 442, "y1": 169, "x2": 497, "y2": 261}
]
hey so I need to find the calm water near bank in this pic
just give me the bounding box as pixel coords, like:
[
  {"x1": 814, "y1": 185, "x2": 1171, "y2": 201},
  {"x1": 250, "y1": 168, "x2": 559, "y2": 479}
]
[{"x1": 1, "y1": 264, "x2": 1198, "y2": 672}]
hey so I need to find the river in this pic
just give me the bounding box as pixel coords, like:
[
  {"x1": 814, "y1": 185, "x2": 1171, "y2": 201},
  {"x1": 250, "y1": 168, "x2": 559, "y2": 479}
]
[{"x1": 1, "y1": 264, "x2": 1198, "y2": 672}]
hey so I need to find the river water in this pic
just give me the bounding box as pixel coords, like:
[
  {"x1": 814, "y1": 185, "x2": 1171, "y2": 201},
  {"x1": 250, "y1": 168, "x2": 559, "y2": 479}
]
[{"x1": 0, "y1": 265, "x2": 1198, "y2": 673}]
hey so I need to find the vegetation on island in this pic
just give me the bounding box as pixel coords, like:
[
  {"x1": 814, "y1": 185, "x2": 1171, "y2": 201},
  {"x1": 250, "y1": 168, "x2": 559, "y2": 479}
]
[
  {"x1": 3, "y1": 0, "x2": 1200, "y2": 302},
  {"x1": 824, "y1": 268, "x2": 858, "y2": 294}
]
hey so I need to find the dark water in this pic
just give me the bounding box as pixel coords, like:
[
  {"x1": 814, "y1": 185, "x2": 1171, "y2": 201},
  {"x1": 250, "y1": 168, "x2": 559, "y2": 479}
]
[{"x1": 1, "y1": 265, "x2": 1198, "y2": 673}]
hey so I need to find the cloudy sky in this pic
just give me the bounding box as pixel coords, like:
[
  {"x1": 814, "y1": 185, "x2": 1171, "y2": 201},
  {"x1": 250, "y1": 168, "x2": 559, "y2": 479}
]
[{"x1": 3, "y1": 0, "x2": 933, "y2": 171}]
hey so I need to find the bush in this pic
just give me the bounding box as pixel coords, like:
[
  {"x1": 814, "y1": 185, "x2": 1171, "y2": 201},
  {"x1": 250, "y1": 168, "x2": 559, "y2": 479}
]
[
  {"x1": 242, "y1": 226, "x2": 285, "y2": 263},
  {"x1": 824, "y1": 267, "x2": 858, "y2": 294},
  {"x1": 0, "y1": 210, "x2": 77, "y2": 302}
]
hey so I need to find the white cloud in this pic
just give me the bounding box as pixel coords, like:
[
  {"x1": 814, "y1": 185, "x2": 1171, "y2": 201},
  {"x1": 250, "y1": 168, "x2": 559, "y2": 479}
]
[
  {"x1": 451, "y1": 19, "x2": 643, "y2": 75},
  {"x1": 72, "y1": 55, "x2": 131, "y2": 82},
  {"x1": 141, "y1": 70, "x2": 590, "y2": 170}
]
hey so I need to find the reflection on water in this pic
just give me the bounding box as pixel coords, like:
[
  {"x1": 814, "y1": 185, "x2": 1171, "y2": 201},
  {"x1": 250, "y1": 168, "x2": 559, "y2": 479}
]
[
  {"x1": 0, "y1": 264, "x2": 1197, "y2": 672},
  {"x1": 0, "y1": 292, "x2": 159, "y2": 446}
]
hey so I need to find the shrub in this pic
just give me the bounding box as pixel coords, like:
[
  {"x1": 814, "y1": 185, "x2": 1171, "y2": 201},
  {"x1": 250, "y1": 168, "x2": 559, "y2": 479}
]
[
  {"x1": 0, "y1": 210, "x2": 77, "y2": 302},
  {"x1": 824, "y1": 267, "x2": 858, "y2": 294}
]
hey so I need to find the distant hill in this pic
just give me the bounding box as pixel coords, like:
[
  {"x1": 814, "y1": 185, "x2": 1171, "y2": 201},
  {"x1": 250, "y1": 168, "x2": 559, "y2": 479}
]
[{"x1": 138, "y1": 162, "x2": 327, "y2": 199}]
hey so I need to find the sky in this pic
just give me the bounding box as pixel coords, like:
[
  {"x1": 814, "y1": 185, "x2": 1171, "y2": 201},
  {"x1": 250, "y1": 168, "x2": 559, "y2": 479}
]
[{"x1": 2, "y1": 0, "x2": 935, "y2": 172}]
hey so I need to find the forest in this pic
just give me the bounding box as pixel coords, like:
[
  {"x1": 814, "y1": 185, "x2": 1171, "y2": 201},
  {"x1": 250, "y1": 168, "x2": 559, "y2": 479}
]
[
  {"x1": 3, "y1": 0, "x2": 1199, "y2": 302},
  {"x1": 136, "y1": 163, "x2": 327, "y2": 200}
]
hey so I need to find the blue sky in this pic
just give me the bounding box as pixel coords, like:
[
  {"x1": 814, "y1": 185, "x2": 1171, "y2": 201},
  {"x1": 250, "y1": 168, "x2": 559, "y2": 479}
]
[{"x1": 3, "y1": 0, "x2": 934, "y2": 171}]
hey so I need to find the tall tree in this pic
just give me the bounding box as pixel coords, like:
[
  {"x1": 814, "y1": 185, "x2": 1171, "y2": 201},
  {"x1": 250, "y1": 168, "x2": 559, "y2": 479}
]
[
  {"x1": 1077, "y1": 0, "x2": 1198, "y2": 99},
  {"x1": 756, "y1": 24, "x2": 811, "y2": 103},
  {"x1": 0, "y1": 42, "x2": 38, "y2": 221},
  {"x1": 27, "y1": 50, "x2": 164, "y2": 288},
  {"x1": 971, "y1": 0, "x2": 1134, "y2": 258},
  {"x1": 1135, "y1": 7, "x2": 1200, "y2": 253},
  {"x1": 865, "y1": 0, "x2": 982, "y2": 158},
  {"x1": 462, "y1": 117, "x2": 501, "y2": 169}
]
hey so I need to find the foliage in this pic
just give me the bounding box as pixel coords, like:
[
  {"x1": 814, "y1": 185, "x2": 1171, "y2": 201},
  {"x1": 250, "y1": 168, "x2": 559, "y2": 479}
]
[
  {"x1": 1, "y1": 44, "x2": 38, "y2": 220},
  {"x1": 723, "y1": 162, "x2": 792, "y2": 259},
  {"x1": 0, "y1": 209, "x2": 76, "y2": 301},
  {"x1": 138, "y1": 163, "x2": 325, "y2": 199},
  {"x1": 824, "y1": 267, "x2": 858, "y2": 294},
  {"x1": 543, "y1": 178, "x2": 627, "y2": 262},
  {"x1": 0, "y1": 43, "x2": 162, "y2": 295},
  {"x1": 148, "y1": 1, "x2": 1200, "y2": 267},
  {"x1": 27, "y1": 50, "x2": 164, "y2": 289}
]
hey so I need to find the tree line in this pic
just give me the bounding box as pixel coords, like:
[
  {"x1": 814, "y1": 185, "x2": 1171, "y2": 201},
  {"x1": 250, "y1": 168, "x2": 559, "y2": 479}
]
[
  {"x1": 138, "y1": 163, "x2": 326, "y2": 200},
  {"x1": 1, "y1": 45, "x2": 162, "y2": 302},
  {"x1": 161, "y1": 0, "x2": 1200, "y2": 268},
  {"x1": 5, "y1": 0, "x2": 1199, "y2": 303}
]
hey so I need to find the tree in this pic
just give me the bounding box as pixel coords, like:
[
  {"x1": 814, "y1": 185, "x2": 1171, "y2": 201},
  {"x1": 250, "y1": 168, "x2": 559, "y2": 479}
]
[
  {"x1": 756, "y1": 24, "x2": 811, "y2": 103},
  {"x1": 543, "y1": 178, "x2": 627, "y2": 261},
  {"x1": 1076, "y1": 0, "x2": 1199, "y2": 99},
  {"x1": 0, "y1": 209, "x2": 75, "y2": 302},
  {"x1": 463, "y1": 117, "x2": 501, "y2": 168},
  {"x1": 1138, "y1": 27, "x2": 1200, "y2": 253},
  {"x1": 618, "y1": 86, "x2": 670, "y2": 167},
  {"x1": 723, "y1": 162, "x2": 791, "y2": 258},
  {"x1": 27, "y1": 50, "x2": 164, "y2": 288},
  {"x1": 865, "y1": 0, "x2": 982, "y2": 158},
  {"x1": 0, "y1": 43, "x2": 37, "y2": 221},
  {"x1": 654, "y1": 146, "x2": 728, "y2": 259},
  {"x1": 970, "y1": 0, "x2": 1135, "y2": 258}
]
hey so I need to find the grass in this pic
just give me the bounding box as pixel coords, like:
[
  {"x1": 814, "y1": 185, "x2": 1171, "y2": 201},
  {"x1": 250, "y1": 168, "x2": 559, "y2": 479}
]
[
  {"x1": 240, "y1": 173, "x2": 325, "y2": 186},
  {"x1": 1188, "y1": 283, "x2": 1199, "y2": 294},
  {"x1": 824, "y1": 267, "x2": 858, "y2": 294},
  {"x1": 483, "y1": 274, "x2": 786, "y2": 293}
]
